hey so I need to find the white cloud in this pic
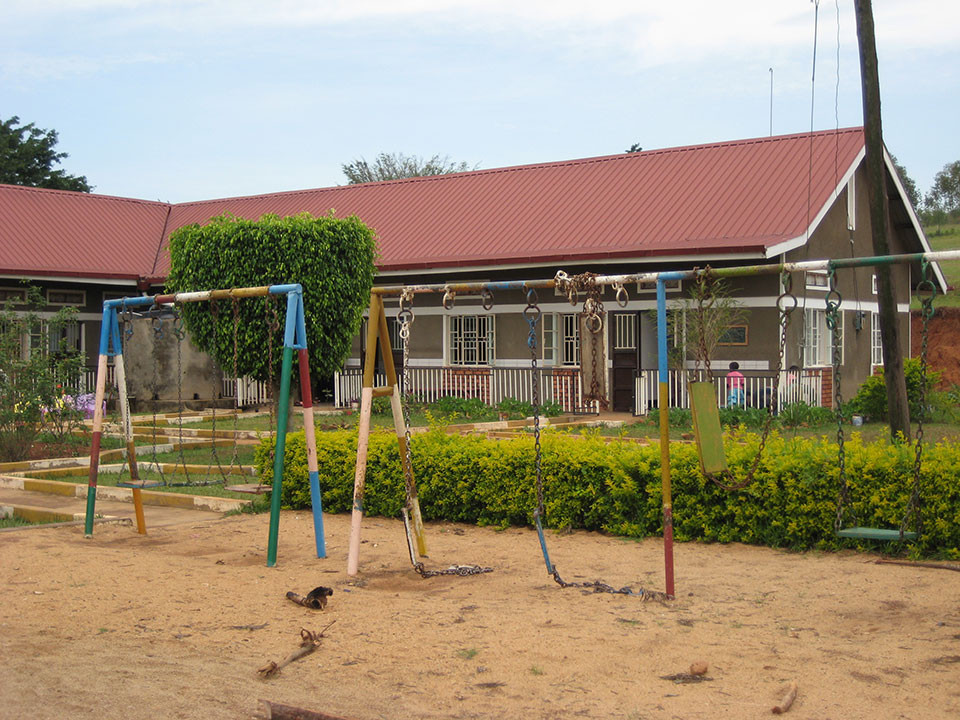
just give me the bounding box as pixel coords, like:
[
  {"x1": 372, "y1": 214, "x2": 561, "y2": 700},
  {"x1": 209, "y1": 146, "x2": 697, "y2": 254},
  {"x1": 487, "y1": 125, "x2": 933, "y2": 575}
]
[{"x1": 4, "y1": 0, "x2": 958, "y2": 81}]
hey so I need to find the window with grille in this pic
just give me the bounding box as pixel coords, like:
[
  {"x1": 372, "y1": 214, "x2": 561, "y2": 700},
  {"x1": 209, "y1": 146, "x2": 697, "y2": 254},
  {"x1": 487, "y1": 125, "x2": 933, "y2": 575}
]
[
  {"x1": 29, "y1": 320, "x2": 83, "y2": 357},
  {"x1": 803, "y1": 308, "x2": 843, "y2": 367},
  {"x1": 561, "y1": 313, "x2": 580, "y2": 366},
  {"x1": 449, "y1": 315, "x2": 494, "y2": 366},
  {"x1": 47, "y1": 289, "x2": 86, "y2": 306},
  {"x1": 613, "y1": 314, "x2": 636, "y2": 350}
]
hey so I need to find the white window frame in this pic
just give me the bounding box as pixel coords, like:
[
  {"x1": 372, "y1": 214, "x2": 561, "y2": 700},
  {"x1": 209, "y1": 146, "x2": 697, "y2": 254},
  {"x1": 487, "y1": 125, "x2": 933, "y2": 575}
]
[
  {"x1": 46, "y1": 288, "x2": 86, "y2": 306},
  {"x1": 803, "y1": 308, "x2": 843, "y2": 367},
  {"x1": 846, "y1": 175, "x2": 856, "y2": 231},
  {"x1": 0, "y1": 287, "x2": 27, "y2": 304},
  {"x1": 805, "y1": 270, "x2": 829, "y2": 291},
  {"x1": 637, "y1": 279, "x2": 681, "y2": 293},
  {"x1": 448, "y1": 314, "x2": 495, "y2": 366},
  {"x1": 871, "y1": 312, "x2": 883, "y2": 367},
  {"x1": 542, "y1": 313, "x2": 557, "y2": 363}
]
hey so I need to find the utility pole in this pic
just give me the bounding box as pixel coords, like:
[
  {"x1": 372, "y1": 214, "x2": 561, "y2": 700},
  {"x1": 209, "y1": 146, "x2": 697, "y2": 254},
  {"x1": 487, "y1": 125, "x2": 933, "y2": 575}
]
[
  {"x1": 769, "y1": 68, "x2": 774, "y2": 136},
  {"x1": 854, "y1": 0, "x2": 910, "y2": 438}
]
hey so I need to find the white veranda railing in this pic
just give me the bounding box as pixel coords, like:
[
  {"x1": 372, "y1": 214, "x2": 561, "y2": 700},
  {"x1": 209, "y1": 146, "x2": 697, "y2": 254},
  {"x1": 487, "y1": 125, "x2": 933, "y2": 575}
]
[{"x1": 633, "y1": 369, "x2": 824, "y2": 414}]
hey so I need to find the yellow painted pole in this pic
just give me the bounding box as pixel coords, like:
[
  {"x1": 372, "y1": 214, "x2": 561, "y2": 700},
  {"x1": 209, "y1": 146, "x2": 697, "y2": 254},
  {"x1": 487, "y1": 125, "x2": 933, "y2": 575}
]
[
  {"x1": 114, "y1": 354, "x2": 148, "y2": 535},
  {"x1": 346, "y1": 293, "x2": 382, "y2": 576}
]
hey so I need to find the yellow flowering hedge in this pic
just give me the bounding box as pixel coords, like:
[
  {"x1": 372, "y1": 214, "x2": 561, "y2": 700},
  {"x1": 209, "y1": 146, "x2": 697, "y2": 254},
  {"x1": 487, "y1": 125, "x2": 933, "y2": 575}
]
[{"x1": 255, "y1": 428, "x2": 960, "y2": 559}]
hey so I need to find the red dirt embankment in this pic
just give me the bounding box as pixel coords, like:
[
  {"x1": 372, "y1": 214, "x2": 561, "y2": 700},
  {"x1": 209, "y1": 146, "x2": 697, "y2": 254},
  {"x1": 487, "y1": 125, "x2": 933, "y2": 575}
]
[{"x1": 912, "y1": 307, "x2": 960, "y2": 387}]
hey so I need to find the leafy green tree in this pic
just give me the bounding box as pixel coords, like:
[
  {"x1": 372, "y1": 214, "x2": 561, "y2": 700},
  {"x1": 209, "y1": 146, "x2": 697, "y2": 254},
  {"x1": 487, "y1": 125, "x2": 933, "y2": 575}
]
[
  {"x1": 889, "y1": 154, "x2": 920, "y2": 210},
  {"x1": 658, "y1": 278, "x2": 747, "y2": 373},
  {"x1": 626, "y1": 143, "x2": 643, "y2": 153},
  {"x1": 0, "y1": 289, "x2": 85, "y2": 461},
  {"x1": 165, "y1": 212, "x2": 377, "y2": 391},
  {"x1": 0, "y1": 116, "x2": 91, "y2": 192},
  {"x1": 924, "y1": 160, "x2": 960, "y2": 226},
  {"x1": 341, "y1": 152, "x2": 475, "y2": 184}
]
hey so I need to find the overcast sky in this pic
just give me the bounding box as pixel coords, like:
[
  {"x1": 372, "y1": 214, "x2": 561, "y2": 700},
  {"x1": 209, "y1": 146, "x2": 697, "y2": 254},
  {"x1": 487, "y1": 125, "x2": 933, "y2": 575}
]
[{"x1": 3, "y1": 0, "x2": 958, "y2": 203}]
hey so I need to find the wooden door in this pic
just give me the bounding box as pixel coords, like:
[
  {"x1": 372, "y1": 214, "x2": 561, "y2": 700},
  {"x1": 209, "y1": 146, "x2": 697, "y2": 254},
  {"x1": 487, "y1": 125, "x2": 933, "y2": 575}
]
[{"x1": 611, "y1": 312, "x2": 639, "y2": 412}]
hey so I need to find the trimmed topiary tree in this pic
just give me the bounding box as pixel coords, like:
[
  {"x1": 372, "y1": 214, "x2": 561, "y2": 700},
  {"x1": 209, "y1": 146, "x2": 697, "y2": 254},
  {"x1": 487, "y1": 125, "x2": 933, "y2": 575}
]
[{"x1": 166, "y1": 212, "x2": 377, "y2": 390}]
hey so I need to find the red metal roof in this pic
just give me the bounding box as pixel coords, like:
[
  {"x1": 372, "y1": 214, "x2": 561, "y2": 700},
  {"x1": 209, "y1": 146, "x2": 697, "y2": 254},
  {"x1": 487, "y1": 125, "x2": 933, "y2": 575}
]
[
  {"x1": 0, "y1": 184, "x2": 170, "y2": 281},
  {"x1": 0, "y1": 128, "x2": 867, "y2": 282}
]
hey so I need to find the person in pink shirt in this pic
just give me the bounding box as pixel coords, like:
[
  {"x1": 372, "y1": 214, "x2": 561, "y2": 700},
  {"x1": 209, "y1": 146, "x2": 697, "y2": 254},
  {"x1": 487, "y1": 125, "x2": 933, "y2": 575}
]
[{"x1": 726, "y1": 361, "x2": 745, "y2": 407}]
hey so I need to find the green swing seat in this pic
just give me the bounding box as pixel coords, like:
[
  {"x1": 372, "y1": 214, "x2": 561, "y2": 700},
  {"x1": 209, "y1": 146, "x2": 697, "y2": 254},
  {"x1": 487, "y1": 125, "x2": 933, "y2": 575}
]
[
  {"x1": 116, "y1": 478, "x2": 163, "y2": 489},
  {"x1": 836, "y1": 527, "x2": 917, "y2": 541},
  {"x1": 689, "y1": 381, "x2": 727, "y2": 475}
]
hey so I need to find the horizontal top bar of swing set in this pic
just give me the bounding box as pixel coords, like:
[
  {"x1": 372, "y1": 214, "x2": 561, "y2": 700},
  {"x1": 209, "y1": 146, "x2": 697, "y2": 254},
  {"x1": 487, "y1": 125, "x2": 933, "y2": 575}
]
[
  {"x1": 370, "y1": 250, "x2": 960, "y2": 297},
  {"x1": 102, "y1": 284, "x2": 302, "y2": 309}
]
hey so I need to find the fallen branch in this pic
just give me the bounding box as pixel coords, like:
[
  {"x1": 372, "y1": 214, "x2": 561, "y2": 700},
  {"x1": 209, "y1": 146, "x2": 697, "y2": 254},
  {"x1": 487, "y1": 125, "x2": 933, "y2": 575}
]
[
  {"x1": 256, "y1": 699, "x2": 354, "y2": 720},
  {"x1": 231, "y1": 622, "x2": 268, "y2": 631},
  {"x1": 875, "y1": 559, "x2": 960, "y2": 573},
  {"x1": 659, "y1": 673, "x2": 712, "y2": 684},
  {"x1": 286, "y1": 586, "x2": 334, "y2": 610},
  {"x1": 772, "y1": 681, "x2": 798, "y2": 714},
  {"x1": 258, "y1": 623, "x2": 336, "y2": 679}
]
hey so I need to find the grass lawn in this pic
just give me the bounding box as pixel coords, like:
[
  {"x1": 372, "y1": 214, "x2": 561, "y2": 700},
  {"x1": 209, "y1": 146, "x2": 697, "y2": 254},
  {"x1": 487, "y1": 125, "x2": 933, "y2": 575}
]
[
  {"x1": 147, "y1": 444, "x2": 258, "y2": 466},
  {"x1": 68, "y1": 470, "x2": 264, "y2": 499},
  {"x1": 0, "y1": 515, "x2": 48, "y2": 529},
  {"x1": 918, "y1": 223, "x2": 960, "y2": 307}
]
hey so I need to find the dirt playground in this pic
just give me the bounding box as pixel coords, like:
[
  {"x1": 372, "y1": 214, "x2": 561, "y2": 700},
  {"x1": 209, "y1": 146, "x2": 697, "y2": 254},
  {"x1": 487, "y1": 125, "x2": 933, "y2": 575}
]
[{"x1": 1, "y1": 508, "x2": 958, "y2": 720}]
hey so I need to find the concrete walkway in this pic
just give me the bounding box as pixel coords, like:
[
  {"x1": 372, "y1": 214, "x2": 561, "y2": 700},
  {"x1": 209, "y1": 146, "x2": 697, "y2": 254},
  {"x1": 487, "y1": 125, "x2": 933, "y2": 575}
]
[{"x1": 0, "y1": 477, "x2": 245, "y2": 529}]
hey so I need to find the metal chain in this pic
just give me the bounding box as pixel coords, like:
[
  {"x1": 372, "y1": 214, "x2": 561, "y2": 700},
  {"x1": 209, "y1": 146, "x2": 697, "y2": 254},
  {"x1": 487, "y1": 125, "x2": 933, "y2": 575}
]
[
  {"x1": 207, "y1": 299, "x2": 228, "y2": 483},
  {"x1": 414, "y1": 563, "x2": 493, "y2": 578},
  {"x1": 266, "y1": 297, "x2": 280, "y2": 459},
  {"x1": 570, "y1": 272, "x2": 607, "y2": 410},
  {"x1": 703, "y1": 271, "x2": 796, "y2": 492},
  {"x1": 172, "y1": 309, "x2": 193, "y2": 486},
  {"x1": 228, "y1": 297, "x2": 241, "y2": 472},
  {"x1": 398, "y1": 289, "x2": 416, "y2": 511},
  {"x1": 150, "y1": 313, "x2": 166, "y2": 484},
  {"x1": 827, "y1": 268, "x2": 852, "y2": 533},
  {"x1": 695, "y1": 268, "x2": 715, "y2": 383},
  {"x1": 902, "y1": 260, "x2": 936, "y2": 539},
  {"x1": 524, "y1": 288, "x2": 545, "y2": 519},
  {"x1": 401, "y1": 288, "x2": 491, "y2": 579},
  {"x1": 549, "y1": 572, "x2": 671, "y2": 601}
]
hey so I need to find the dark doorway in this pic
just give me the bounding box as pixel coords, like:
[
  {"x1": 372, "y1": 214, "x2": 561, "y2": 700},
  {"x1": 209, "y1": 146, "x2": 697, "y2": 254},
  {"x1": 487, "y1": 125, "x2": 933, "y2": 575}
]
[{"x1": 611, "y1": 312, "x2": 639, "y2": 412}]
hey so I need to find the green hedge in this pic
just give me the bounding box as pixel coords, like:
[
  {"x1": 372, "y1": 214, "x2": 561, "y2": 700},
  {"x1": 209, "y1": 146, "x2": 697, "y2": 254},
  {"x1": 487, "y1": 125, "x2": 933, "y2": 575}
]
[{"x1": 255, "y1": 429, "x2": 960, "y2": 559}]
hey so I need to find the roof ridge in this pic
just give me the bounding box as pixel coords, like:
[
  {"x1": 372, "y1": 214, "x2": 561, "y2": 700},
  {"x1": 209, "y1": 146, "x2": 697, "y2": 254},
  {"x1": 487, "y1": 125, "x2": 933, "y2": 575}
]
[
  {"x1": 0, "y1": 182, "x2": 172, "y2": 209},
  {"x1": 169, "y1": 127, "x2": 865, "y2": 208}
]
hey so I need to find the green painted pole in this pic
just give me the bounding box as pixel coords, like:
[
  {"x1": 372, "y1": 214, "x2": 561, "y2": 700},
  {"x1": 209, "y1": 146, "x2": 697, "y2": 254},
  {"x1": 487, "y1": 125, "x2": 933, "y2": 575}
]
[{"x1": 266, "y1": 344, "x2": 295, "y2": 567}]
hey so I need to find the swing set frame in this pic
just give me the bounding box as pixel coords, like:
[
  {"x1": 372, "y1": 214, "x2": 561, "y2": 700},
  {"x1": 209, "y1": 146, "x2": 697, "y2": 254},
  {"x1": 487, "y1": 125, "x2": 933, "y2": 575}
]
[
  {"x1": 357, "y1": 249, "x2": 958, "y2": 598},
  {"x1": 82, "y1": 283, "x2": 325, "y2": 568}
]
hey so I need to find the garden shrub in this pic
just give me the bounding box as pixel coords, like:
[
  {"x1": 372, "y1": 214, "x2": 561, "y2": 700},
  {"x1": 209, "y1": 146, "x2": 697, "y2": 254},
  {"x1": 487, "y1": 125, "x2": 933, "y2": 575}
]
[
  {"x1": 850, "y1": 358, "x2": 941, "y2": 421},
  {"x1": 257, "y1": 427, "x2": 960, "y2": 559}
]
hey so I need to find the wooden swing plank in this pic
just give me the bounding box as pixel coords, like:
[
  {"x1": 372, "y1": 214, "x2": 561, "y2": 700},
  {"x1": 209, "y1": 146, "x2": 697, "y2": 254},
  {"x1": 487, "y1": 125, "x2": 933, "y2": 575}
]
[
  {"x1": 689, "y1": 381, "x2": 727, "y2": 475},
  {"x1": 837, "y1": 527, "x2": 917, "y2": 541},
  {"x1": 226, "y1": 483, "x2": 270, "y2": 495}
]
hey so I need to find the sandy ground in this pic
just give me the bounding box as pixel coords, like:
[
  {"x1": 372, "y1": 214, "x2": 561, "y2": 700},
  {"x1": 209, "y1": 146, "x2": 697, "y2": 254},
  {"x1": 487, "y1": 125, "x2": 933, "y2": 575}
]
[{"x1": 1, "y1": 509, "x2": 959, "y2": 720}]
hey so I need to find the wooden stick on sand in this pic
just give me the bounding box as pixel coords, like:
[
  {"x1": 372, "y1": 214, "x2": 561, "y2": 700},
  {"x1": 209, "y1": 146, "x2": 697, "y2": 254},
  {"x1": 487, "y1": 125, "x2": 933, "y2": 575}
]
[{"x1": 772, "y1": 681, "x2": 798, "y2": 714}]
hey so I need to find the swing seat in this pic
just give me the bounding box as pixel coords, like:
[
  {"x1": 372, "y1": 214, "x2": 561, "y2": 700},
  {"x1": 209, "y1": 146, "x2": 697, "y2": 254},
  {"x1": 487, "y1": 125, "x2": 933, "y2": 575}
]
[
  {"x1": 689, "y1": 381, "x2": 727, "y2": 475},
  {"x1": 116, "y1": 479, "x2": 164, "y2": 489},
  {"x1": 225, "y1": 483, "x2": 270, "y2": 495},
  {"x1": 837, "y1": 527, "x2": 917, "y2": 541}
]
